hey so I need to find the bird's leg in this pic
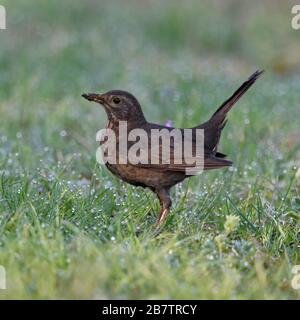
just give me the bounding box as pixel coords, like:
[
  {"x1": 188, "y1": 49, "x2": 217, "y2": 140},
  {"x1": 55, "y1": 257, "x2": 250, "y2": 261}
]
[{"x1": 155, "y1": 188, "x2": 172, "y2": 229}]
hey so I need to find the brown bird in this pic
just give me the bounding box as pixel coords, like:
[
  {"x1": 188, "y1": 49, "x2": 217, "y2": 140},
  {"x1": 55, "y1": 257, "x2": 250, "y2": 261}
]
[{"x1": 82, "y1": 70, "x2": 263, "y2": 228}]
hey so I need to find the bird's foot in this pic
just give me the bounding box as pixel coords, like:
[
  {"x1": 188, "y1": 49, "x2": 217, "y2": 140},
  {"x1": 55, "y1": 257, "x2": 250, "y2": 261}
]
[{"x1": 155, "y1": 208, "x2": 170, "y2": 230}]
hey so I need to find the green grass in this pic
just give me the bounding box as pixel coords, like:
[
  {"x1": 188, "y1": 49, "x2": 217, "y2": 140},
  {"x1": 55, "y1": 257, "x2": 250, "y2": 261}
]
[{"x1": 0, "y1": 0, "x2": 299, "y2": 299}]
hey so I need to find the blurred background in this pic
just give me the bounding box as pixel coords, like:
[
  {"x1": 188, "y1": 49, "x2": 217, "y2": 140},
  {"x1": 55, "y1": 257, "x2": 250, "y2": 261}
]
[
  {"x1": 0, "y1": 0, "x2": 299, "y2": 299},
  {"x1": 0, "y1": 0, "x2": 299, "y2": 154}
]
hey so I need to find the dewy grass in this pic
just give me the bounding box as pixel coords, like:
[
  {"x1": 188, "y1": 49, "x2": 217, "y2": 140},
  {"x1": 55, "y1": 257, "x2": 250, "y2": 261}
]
[{"x1": 0, "y1": 0, "x2": 299, "y2": 299}]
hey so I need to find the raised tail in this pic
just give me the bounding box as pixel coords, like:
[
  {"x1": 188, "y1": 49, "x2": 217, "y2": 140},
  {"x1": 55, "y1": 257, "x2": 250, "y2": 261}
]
[
  {"x1": 211, "y1": 70, "x2": 264, "y2": 118},
  {"x1": 200, "y1": 70, "x2": 264, "y2": 154}
]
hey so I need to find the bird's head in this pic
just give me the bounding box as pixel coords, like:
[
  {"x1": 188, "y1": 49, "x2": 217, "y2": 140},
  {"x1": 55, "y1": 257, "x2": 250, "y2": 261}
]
[{"x1": 82, "y1": 90, "x2": 146, "y2": 122}]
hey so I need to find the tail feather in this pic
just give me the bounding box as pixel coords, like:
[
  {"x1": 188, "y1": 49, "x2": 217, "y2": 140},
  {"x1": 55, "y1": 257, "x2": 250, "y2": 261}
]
[
  {"x1": 212, "y1": 70, "x2": 264, "y2": 118},
  {"x1": 199, "y1": 70, "x2": 263, "y2": 154}
]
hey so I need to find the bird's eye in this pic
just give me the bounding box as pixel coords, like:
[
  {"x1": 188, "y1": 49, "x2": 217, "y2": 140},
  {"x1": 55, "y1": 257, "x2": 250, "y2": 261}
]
[{"x1": 112, "y1": 97, "x2": 121, "y2": 104}]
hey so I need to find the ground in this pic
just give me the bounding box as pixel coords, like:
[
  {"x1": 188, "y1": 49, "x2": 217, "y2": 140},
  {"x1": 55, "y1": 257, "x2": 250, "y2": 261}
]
[{"x1": 0, "y1": 0, "x2": 299, "y2": 299}]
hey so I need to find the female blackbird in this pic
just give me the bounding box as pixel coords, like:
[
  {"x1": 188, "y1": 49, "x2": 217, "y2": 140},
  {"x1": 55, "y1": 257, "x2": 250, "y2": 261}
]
[{"x1": 82, "y1": 70, "x2": 263, "y2": 228}]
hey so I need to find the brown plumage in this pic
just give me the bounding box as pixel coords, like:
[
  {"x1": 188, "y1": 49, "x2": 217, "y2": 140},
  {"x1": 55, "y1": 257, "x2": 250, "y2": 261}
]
[{"x1": 82, "y1": 70, "x2": 263, "y2": 228}]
